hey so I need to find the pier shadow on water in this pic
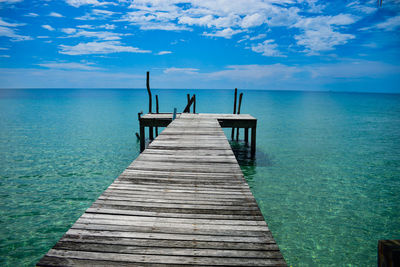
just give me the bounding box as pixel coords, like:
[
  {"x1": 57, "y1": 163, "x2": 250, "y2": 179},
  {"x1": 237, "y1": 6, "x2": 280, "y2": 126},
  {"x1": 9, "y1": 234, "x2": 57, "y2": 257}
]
[{"x1": 229, "y1": 140, "x2": 274, "y2": 183}]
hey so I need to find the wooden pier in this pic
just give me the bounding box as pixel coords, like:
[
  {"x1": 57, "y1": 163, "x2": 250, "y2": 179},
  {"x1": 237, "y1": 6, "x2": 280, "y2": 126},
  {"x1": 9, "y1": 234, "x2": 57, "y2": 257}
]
[
  {"x1": 37, "y1": 113, "x2": 286, "y2": 266},
  {"x1": 139, "y1": 113, "x2": 257, "y2": 157}
]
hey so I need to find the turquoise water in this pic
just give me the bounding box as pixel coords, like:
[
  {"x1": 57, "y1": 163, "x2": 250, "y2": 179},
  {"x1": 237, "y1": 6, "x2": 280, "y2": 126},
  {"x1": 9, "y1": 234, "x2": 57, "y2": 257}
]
[{"x1": 0, "y1": 89, "x2": 399, "y2": 266}]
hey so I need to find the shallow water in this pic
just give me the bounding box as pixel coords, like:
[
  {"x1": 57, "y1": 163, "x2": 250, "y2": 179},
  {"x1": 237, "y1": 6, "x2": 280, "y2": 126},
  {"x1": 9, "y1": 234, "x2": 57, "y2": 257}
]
[{"x1": 0, "y1": 89, "x2": 399, "y2": 266}]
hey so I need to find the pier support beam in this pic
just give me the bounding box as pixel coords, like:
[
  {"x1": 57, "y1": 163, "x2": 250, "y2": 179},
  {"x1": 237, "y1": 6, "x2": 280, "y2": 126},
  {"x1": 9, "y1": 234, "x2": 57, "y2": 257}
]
[
  {"x1": 251, "y1": 125, "x2": 256, "y2": 157},
  {"x1": 140, "y1": 121, "x2": 145, "y2": 152},
  {"x1": 245, "y1": 128, "x2": 249, "y2": 143}
]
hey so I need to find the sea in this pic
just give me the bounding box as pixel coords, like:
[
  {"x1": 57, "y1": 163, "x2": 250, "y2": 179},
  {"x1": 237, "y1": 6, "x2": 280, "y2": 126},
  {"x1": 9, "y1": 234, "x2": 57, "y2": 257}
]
[{"x1": 0, "y1": 89, "x2": 399, "y2": 266}]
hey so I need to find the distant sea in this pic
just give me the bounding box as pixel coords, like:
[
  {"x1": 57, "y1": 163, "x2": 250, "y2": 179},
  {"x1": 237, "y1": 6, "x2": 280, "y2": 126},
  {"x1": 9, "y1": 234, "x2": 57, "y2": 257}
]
[{"x1": 0, "y1": 89, "x2": 399, "y2": 266}]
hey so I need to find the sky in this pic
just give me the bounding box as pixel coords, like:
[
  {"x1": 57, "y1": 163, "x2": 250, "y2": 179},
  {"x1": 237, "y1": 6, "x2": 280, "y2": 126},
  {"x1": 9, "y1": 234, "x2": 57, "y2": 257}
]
[{"x1": 0, "y1": 0, "x2": 399, "y2": 92}]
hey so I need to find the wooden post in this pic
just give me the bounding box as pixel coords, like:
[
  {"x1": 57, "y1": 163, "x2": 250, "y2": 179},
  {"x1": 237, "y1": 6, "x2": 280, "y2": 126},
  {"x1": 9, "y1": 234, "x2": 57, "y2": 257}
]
[
  {"x1": 137, "y1": 111, "x2": 143, "y2": 142},
  {"x1": 251, "y1": 125, "x2": 256, "y2": 158},
  {"x1": 140, "y1": 121, "x2": 145, "y2": 152},
  {"x1": 146, "y1": 71, "x2": 153, "y2": 140},
  {"x1": 236, "y1": 93, "x2": 243, "y2": 140},
  {"x1": 193, "y1": 94, "x2": 196, "y2": 113},
  {"x1": 183, "y1": 95, "x2": 195, "y2": 113},
  {"x1": 244, "y1": 128, "x2": 249, "y2": 143},
  {"x1": 155, "y1": 94, "x2": 159, "y2": 137},
  {"x1": 172, "y1": 108, "x2": 177, "y2": 120},
  {"x1": 187, "y1": 94, "x2": 190, "y2": 107},
  {"x1": 231, "y1": 88, "x2": 237, "y2": 140},
  {"x1": 378, "y1": 240, "x2": 400, "y2": 267}
]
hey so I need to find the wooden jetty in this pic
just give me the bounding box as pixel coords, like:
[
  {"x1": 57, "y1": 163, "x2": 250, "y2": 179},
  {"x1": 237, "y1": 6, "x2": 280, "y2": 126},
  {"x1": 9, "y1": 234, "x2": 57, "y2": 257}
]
[
  {"x1": 37, "y1": 113, "x2": 286, "y2": 266},
  {"x1": 139, "y1": 113, "x2": 257, "y2": 156}
]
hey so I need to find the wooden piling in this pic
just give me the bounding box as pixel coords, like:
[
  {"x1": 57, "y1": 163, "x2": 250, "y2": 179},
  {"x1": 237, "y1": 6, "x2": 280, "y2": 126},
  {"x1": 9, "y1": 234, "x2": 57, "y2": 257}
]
[
  {"x1": 251, "y1": 124, "x2": 256, "y2": 158},
  {"x1": 244, "y1": 128, "x2": 249, "y2": 143},
  {"x1": 231, "y1": 88, "x2": 237, "y2": 140},
  {"x1": 146, "y1": 71, "x2": 154, "y2": 140},
  {"x1": 183, "y1": 95, "x2": 195, "y2": 113},
  {"x1": 155, "y1": 95, "x2": 159, "y2": 137},
  {"x1": 236, "y1": 93, "x2": 243, "y2": 141},
  {"x1": 193, "y1": 94, "x2": 196, "y2": 113}
]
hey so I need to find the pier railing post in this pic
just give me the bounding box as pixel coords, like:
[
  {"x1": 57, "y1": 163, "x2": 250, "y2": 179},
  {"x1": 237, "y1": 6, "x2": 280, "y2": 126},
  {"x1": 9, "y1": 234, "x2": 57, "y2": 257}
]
[
  {"x1": 193, "y1": 94, "x2": 196, "y2": 113},
  {"x1": 231, "y1": 88, "x2": 237, "y2": 140},
  {"x1": 251, "y1": 123, "x2": 256, "y2": 158},
  {"x1": 155, "y1": 94, "x2": 159, "y2": 137},
  {"x1": 140, "y1": 119, "x2": 145, "y2": 152},
  {"x1": 236, "y1": 92, "x2": 243, "y2": 141},
  {"x1": 146, "y1": 71, "x2": 154, "y2": 140}
]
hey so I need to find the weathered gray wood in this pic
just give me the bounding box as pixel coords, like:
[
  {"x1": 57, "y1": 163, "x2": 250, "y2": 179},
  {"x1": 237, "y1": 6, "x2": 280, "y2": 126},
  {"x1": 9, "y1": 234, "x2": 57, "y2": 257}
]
[
  {"x1": 53, "y1": 242, "x2": 283, "y2": 258},
  {"x1": 44, "y1": 250, "x2": 286, "y2": 266},
  {"x1": 37, "y1": 114, "x2": 284, "y2": 266},
  {"x1": 60, "y1": 234, "x2": 280, "y2": 249}
]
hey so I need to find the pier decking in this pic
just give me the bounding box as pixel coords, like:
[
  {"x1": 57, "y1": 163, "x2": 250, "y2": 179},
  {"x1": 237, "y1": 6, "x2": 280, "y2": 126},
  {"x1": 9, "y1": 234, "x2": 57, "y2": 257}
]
[{"x1": 37, "y1": 113, "x2": 286, "y2": 266}]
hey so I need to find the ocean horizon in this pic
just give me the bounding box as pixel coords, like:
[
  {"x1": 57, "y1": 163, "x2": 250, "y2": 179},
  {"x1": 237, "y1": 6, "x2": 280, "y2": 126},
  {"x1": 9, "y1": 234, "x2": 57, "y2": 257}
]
[{"x1": 1, "y1": 89, "x2": 399, "y2": 266}]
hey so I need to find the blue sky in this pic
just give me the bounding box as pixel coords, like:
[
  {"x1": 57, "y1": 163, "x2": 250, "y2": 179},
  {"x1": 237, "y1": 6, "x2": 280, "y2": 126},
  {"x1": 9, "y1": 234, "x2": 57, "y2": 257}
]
[{"x1": 0, "y1": 0, "x2": 399, "y2": 92}]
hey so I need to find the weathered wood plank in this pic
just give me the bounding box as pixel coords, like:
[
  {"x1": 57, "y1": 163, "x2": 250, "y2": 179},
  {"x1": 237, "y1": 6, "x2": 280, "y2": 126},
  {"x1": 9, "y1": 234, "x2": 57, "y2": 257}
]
[
  {"x1": 37, "y1": 114, "x2": 285, "y2": 266},
  {"x1": 44, "y1": 250, "x2": 286, "y2": 266}
]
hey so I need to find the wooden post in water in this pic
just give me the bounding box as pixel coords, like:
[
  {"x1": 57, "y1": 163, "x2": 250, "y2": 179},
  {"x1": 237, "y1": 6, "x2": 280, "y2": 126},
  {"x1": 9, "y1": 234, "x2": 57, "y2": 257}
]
[
  {"x1": 146, "y1": 71, "x2": 154, "y2": 140},
  {"x1": 183, "y1": 95, "x2": 195, "y2": 113},
  {"x1": 193, "y1": 94, "x2": 196, "y2": 113},
  {"x1": 139, "y1": 111, "x2": 145, "y2": 152},
  {"x1": 244, "y1": 128, "x2": 249, "y2": 143},
  {"x1": 231, "y1": 88, "x2": 237, "y2": 140},
  {"x1": 187, "y1": 94, "x2": 190, "y2": 108},
  {"x1": 251, "y1": 121, "x2": 257, "y2": 158},
  {"x1": 155, "y1": 95, "x2": 159, "y2": 137},
  {"x1": 236, "y1": 93, "x2": 243, "y2": 140}
]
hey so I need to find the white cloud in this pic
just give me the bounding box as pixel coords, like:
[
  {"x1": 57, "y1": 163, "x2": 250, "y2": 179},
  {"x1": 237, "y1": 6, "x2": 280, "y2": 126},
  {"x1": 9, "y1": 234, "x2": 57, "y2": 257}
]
[
  {"x1": 0, "y1": 55, "x2": 10, "y2": 58},
  {"x1": 61, "y1": 28, "x2": 129, "y2": 40},
  {"x1": 164, "y1": 67, "x2": 199, "y2": 74},
  {"x1": 65, "y1": 29, "x2": 127, "y2": 40},
  {"x1": 203, "y1": 28, "x2": 243, "y2": 39},
  {"x1": 157, "y1": 51, "x2": 172, "y2": 55},
  {"x1": 250, "y1": 33, "x2": 266, "y2": 40},
  {"x1": 295, "y1": 28, "x2": 355, "y2": 54},
  {"x1": 0, "y1": 18, "x2": 24, "y2": 27},
  {"x1": 49, "y1": 12, "x2": 64, "y2": 18},
  {"x1": 102, "y1": 24, "x2": 116, "y2": 30},
  {"x1": 65, "y1": 0, "x2": 116, "y2": 8},
  {"x1": 292, "y1": 14, "x2": 358, "y2": 53},
  {"x1": 241, "y1": 13, "x2": 265, "y2": 28},
  {"x1": 42, "y1": 25, "x2": 55, "y2": 31},
  {"x1": 77, "y1": 25, "x2": 95, "y2": 29},
  {"x1": 369, "y1": 15, "x2": 400, "y2": 31},
  {"x1": 119, "y1": 1, "x2": 361, "y2": 55},
  {"x1": 0, "y1": 26, "x2": 31, "y2": 41},
  {"x1": 0, "y1": 0, "x2": 22, "y2": 3},
  {"x1": 0, "y1": 67, "x2": 145, "y2": 88},
  {"x1": 25, "y1": 13, "x2": 39, "y2": 17},
  {"x1": 306, "y1": 60, "x2": 400, "y2": 78},
  {"x1": 76, "y1": 24, "x2": 116, "y2": 30},
  {"x1": 251, "y1": 39, "x2": 285, "y2": 57},
  {"x1": 140, "y1": 23, "x2": 190, "y2": 31},
  {"x1": 347, "y1": 1, "x2": 376, "y2": 14},
  {"x1": 37, "y1": 62, "x2": 102, "y2": 70},
  {"x1": 61, "y1": 28, "x2": 77, "y2": 34},
  {"x1": 59, "y1": 41, "x2": 151, "y2": 55},
  {"x1": 0, "y1": 18, "x2": 31, "y2": 41},
  {"x1": 207, "y1": 64, "x2": 300, "y2": 80},
  {"x1": 0, "y1": 47, "x2": 9, "y2": 50},
  {"x1": 75, "y1": 8, "x2": 117, "y2": 20}
]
